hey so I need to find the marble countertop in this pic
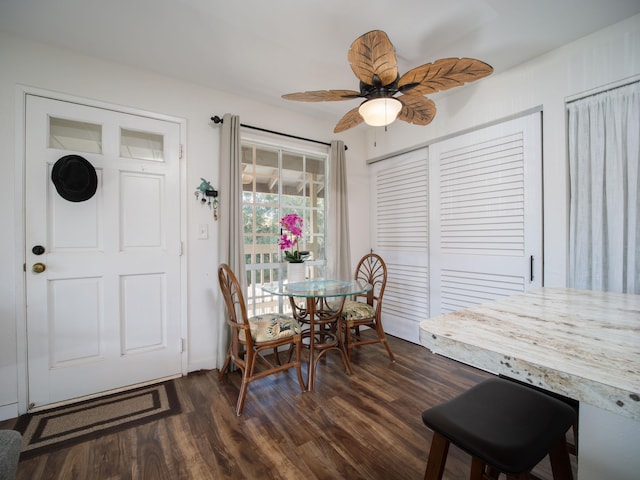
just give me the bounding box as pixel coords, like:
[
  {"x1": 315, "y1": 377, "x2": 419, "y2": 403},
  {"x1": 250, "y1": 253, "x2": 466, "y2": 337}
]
[{"x1": 419, "y1": 287, "x2": 640, "y2": 421}]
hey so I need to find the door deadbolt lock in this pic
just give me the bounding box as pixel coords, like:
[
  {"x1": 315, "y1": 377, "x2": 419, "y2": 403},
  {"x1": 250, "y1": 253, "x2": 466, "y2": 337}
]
[
  {"x1": 32, "y1": 262, "x2": 46, "y2": 274},
  {"x1": 32, "y1": 245, "x2": 45, "y2": 255}
]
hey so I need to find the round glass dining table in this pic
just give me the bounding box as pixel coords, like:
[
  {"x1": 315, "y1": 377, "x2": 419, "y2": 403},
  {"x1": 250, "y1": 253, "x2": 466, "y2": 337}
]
[{"x1": 261, "y1": 279, "x2": 372, "y2": 391}]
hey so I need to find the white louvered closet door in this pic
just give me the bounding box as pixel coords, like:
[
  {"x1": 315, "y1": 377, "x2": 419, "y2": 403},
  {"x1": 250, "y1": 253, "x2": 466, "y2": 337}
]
[
  {"x1": 370, "y1": 148, "x2": 429, "y2": 343},
  {"x1": 428, "y1": 112, "x2": 542, "y2": 316}
]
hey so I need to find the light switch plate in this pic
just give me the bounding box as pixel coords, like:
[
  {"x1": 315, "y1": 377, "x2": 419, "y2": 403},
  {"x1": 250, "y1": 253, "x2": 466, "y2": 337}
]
[{"x1": 197, "y1": 224, "x2": 208, "y2": 240}]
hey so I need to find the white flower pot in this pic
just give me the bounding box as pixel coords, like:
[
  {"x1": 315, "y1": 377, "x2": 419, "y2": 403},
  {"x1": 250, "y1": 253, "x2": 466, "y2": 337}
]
[{"x1": 287, "y1": 262, "x2": 306, "y2": 283}]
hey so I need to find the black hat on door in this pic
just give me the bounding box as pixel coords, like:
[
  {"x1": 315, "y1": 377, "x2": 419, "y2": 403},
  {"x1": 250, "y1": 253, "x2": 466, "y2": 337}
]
[{"x1": 51, "y1": 155, "x2": 98, "y2": 202}]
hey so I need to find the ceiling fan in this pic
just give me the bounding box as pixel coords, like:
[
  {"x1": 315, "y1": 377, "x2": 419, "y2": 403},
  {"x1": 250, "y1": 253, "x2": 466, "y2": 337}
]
[{"x1": 282, "y1": 30, "x2": 493, "y2": 133}]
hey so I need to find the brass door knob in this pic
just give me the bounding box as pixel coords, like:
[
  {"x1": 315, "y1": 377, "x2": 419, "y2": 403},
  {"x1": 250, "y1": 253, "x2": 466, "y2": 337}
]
[{"x1": 32, "y1": 262, "x2": 46, "y2": 273}]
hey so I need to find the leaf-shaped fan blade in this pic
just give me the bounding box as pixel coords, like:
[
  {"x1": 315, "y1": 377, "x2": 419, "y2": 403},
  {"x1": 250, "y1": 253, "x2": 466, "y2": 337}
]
[
  {"x1": 348, "y1": 30, "x2": 398, "y2": 87},
  {"x1": 333, "y1": 106, "x2": 364, "y2": 133},
  {"x1": 398, "y1": 58, "x2": 493, "y2": 96},
  {"x1": 397, "y1": 95, "x2": 437, "y2": 126},
  {"x1": 282, "y1": 90, "x2": 362, "y2": 102}
]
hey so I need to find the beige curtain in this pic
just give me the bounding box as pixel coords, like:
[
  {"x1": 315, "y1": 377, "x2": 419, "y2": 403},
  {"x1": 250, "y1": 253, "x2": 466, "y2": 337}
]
[
  {"x1": 326, "y1": 140, "x2": 352, "y2": 280},
  {"x1": 217, "y1": 113, "x2": 246, "y2": 367}
]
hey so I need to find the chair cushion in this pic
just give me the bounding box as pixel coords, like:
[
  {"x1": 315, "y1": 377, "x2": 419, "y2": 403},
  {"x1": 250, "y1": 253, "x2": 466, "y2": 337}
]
[
  {"x1": 342, "y1": 300, "x2": 374, "y2": 320},
  {"x1": 242, "y1": 314, "x2": 301, "y2": 343},
  {"x1": 421, "y1": 378, "x2": 577, "y2": 474}
]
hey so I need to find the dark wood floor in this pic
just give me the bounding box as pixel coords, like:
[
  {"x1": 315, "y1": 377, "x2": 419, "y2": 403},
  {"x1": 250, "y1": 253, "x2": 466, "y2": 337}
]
[{"x1": 1, "y1": 332, "x2": 570, "y2": 479}]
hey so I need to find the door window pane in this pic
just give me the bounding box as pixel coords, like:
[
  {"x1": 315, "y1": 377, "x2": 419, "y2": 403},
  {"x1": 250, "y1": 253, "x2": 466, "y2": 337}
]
[
  {"x1": 120, "y1": 128, "x2": 164, "y2": 161},
  {"x1": 49, "y1": 117, "x2": 102, "y2": 154}
]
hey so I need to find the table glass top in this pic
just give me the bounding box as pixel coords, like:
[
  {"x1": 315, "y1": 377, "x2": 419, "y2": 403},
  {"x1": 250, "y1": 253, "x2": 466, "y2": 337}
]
[{"x1": 261, "y1": 278, "x2": 371, "y2": 298}]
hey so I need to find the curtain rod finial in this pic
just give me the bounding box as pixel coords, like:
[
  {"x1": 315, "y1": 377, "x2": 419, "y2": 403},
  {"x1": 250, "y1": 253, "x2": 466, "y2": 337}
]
[{"x1": 211, "y1": 115, "x2": 223, "y2": 124}]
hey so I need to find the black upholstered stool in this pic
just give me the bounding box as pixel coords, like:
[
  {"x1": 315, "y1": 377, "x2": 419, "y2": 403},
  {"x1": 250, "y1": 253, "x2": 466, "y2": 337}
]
[{"x1": 421, "y1": 378, "x2": 576, "y2": 480}]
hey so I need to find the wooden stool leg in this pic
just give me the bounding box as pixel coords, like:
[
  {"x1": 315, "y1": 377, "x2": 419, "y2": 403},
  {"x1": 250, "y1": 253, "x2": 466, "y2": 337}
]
[
  {"x1": 470, "y1": 457, "x2": 487, "y2": 480},
  {"x1": 424, "y1": 432, "x2": 450, "y2": 480},
  {"x1": 549, "y1": 436, "x2": 574, "y2": 480}
]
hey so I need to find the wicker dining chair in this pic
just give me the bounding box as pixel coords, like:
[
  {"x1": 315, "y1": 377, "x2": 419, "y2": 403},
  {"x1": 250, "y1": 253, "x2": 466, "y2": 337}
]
[
  {"x1": 340, "y1": 253, "x2": 395, "y2": 361},
  {"x1": 218, "y1": 264, "x2": 306, "y2": 415}
]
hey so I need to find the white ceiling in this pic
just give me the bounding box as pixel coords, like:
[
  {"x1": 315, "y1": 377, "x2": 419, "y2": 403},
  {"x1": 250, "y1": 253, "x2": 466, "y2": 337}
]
[{"x1": 1, "y1": 0, "x2": 639, "y2": 124}]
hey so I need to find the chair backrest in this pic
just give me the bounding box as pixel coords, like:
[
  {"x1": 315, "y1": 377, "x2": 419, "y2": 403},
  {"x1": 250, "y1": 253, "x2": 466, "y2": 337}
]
[
  {"x1": 353, "y1": 253, "x2": 387, "y2": 314},
  {"x1": 218, "y1": 263, "x2": 252, "y2": 347}
]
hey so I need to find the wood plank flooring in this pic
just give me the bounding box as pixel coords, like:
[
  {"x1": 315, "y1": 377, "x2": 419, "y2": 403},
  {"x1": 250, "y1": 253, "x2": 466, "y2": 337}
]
[{"x1": 1, "y1": 332, "x2": 569, "y2": 479}]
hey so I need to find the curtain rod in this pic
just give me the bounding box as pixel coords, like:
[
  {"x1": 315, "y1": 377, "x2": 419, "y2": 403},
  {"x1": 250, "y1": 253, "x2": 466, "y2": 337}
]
[{"x1": 210, "y1": 115, "x2": 347, "y2": 150}]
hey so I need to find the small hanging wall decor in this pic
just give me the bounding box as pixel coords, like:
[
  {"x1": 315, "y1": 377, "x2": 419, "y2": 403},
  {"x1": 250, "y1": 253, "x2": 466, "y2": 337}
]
[{"x1": 194, "y1": 177, "x2": 219, "y2": 220}]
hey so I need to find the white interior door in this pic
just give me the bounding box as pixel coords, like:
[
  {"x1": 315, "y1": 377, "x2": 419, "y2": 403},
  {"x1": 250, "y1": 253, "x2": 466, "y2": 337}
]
[
  {"x1": 25, "y1": 95, "x2": 183, "y2": 409},
  {"x1": 428, "y1": 112, "x2": 543, "y2": 316},
  {"x1": 369, "y1": 149, "x2": 430, "y2": 343}
]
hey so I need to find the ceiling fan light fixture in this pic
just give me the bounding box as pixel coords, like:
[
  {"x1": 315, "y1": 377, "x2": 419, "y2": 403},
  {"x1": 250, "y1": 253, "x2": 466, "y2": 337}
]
[
  {"x1": 358, "y1": 97, "x2": 402, "y2": 127},
  {"x1": 282, "y1": 30, "x2": 493, "y2": 132}
]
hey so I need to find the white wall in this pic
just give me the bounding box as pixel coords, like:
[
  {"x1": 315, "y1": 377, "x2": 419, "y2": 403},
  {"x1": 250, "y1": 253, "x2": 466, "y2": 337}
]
[
  {"x1": 0, "y1": 32, "x2": 368, "y2": 419},
  {"x1": 362, "y1": 14, "x2": 640, "y2": 288}
]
